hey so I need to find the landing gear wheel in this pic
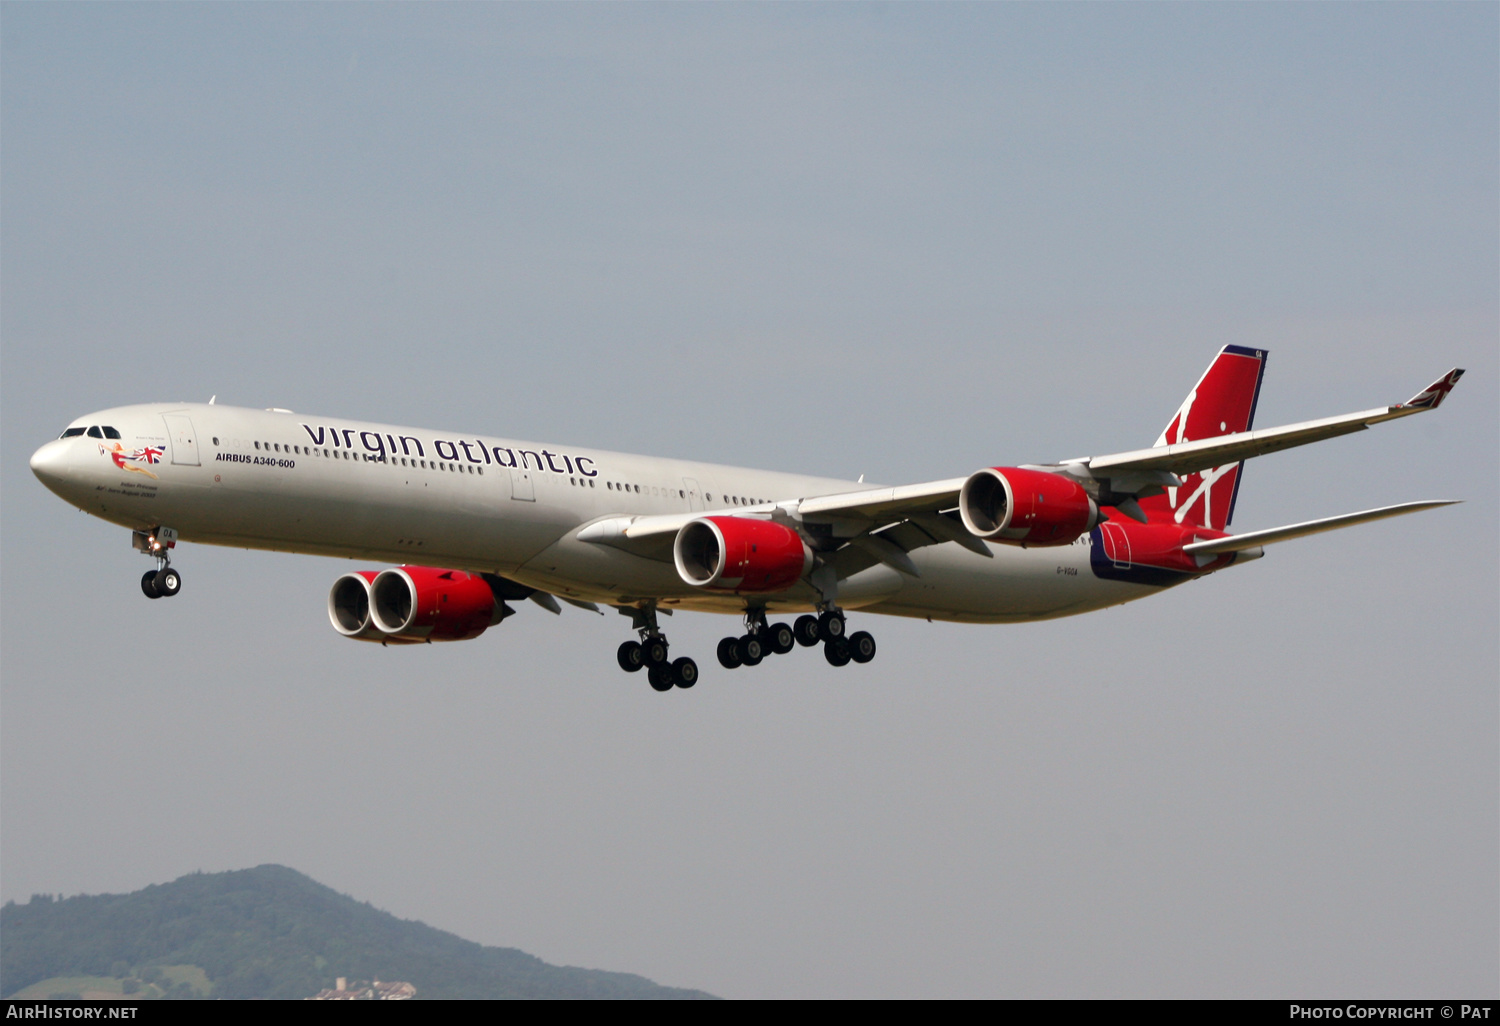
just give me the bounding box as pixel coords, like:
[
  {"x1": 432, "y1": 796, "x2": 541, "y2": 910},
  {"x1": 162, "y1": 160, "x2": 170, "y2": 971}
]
[
  {"x1": 647, "y1": 665, "x2": 674, "y2": 692},
  {"x1": 848, "y1": 631, "x2": 876, "y2": 664},
  {"x1": 794, "y1": 615, "x2": 821, "y2": 647},
  {"x1": 767, "y1": 622, "x2": 795, "y2": 655},
  {"x1": 717, "y1": 637, "x2": 743, "y2": 669},
  {"x1": 736, "y1": 634, "x2": 764, "y2": 667},
  {"x1": 141, "y1": 570, "x2": 163, "y2": 599},
  {"x1": 817, "y1": 610, "x2": 845, "y2": 642},
  {"x1": 672, "y1": 657, "x2": 699, "y2": 689},
  {"x1": 617, "y1": 640, "x2": 645, "y2": 673},
  {"x1": 823, "y1": 638, "x2": 852, "y2": 667},
  {"x1": 153, "y1": 567, "x2": 182, "y2": 598},
  {"x1": 643, "y1": 638, "x2": 670, "y2": 666}
]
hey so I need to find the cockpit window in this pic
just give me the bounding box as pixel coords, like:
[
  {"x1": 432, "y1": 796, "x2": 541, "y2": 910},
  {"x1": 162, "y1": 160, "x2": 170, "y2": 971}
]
[
  {"x1": 102, "y1": 426, "x2": 121, "y2": 439},
  {"x1": 60, "y1": 427, "x2": 86, "y2": 438},
  {"x1": 86, "y1": 426, "x2": 104, "y2": 439}
]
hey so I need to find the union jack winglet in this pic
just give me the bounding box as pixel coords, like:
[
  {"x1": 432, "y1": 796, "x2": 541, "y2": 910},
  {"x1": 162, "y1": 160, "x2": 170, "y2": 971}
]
[{"x1": 1401, "y1": 368, "x2": 1465, "y2": 410}]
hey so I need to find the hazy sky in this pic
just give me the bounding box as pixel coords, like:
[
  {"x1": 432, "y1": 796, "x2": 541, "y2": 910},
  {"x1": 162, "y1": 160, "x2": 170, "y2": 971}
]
[{"x1": 3, "y1": 3, "x2": 1495, "y2": 999}]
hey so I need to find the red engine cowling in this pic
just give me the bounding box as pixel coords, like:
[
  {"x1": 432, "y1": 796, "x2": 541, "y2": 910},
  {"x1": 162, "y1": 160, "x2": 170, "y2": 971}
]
[
  {"x1": 328, "y1": 566, "x2": 504, "y2": 643},
  {"x1": 959, "y1": 467, "x2": 1102, "y2": 546},
  {"x1": 674, "y1": 516, "x2": 812, "y2": 593}
]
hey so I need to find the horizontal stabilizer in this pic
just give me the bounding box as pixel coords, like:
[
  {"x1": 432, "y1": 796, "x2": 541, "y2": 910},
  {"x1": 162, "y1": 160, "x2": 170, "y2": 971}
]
[{"x1": 1181, "y1": 500, "x2": 1459, "y2": 555}]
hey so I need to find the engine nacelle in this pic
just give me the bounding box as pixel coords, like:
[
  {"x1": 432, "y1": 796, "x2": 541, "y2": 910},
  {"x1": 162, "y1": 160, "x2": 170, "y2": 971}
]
[
  {"x1": 329, "y1": 570, "x2": 395, "y2": 643},
  {"x1": 329, "y1": 566, "x2": 506, "y2": 643},
  {"x1": 959, "y1": 467, "x2": 1102, "y2": 547},
  {"x1": 674, "y1": 516, "x2": 812, "y2": 594}
]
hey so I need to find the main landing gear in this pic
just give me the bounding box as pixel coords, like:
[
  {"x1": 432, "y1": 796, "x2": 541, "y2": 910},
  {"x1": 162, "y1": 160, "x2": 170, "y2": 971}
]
[
  {"x1": 617, "y1": 603, "x2": 875, "y2": 691},
  {"x1": 135, "y1": 527, "x2": 183, "y2": 599},
  {"x1": 717, "y1": 608, "x2": 875, "y2": 671},
  {"x1": 617, "y1": 604, "x2": 698, "y2": 692}
]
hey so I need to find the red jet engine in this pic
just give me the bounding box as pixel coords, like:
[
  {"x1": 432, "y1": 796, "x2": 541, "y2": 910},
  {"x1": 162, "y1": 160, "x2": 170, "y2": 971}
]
[
  {"x1": 959, "y1": 467, "x2": 1102, "y2": 547},
  {"x1": 674, "y1": 516, "x2": 812, "y2": 594},
  {"x1": 328, "y1": 566, "x2": 506, "y2": 643}
]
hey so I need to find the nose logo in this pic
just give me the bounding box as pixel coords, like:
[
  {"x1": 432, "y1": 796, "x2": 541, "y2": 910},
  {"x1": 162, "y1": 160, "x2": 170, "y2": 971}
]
[{"x1": 101, "y1": 442, "x2": 164, "y2": 479}]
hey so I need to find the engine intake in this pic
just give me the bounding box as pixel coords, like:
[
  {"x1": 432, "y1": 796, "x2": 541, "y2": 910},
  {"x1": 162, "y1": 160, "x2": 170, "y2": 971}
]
[
  {"x1": 328, "y1": 571, "x2": 395, "y2": 642},
  {"x1": 674, "y1": 516, "x2": 812, "y2": 593},
  {"x1": 959, "y1": 467, "x2": 1101, "y2": 547},
  {"x1": 329, "y1": 566, "x2": 507, "y2": 643}
]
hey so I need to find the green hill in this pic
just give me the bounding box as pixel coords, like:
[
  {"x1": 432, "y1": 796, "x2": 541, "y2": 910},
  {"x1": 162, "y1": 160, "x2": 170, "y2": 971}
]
[{"x1": 0, "y1": 865, "x2": 715, "y2": 999}]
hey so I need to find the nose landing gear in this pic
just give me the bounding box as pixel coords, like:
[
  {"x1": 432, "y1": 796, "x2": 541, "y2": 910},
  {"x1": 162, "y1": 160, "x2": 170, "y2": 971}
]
[{"x1": 135, "y1": 528, "x2": 182, "y2": 599}]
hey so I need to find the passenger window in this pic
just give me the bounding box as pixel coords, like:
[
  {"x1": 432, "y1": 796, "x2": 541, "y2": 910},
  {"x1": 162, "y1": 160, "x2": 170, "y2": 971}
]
[
  {"x1": 61, "y1": 427, "x2": 86, "y2": 438},
  {"x1": 255, "y1": 441, "x2": 261, "y2": 449}
]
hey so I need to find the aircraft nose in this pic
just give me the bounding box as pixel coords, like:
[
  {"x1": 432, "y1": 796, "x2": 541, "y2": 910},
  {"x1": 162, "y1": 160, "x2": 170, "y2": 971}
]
[{"x1": 30, "y1": 440, "x2": 74, "y2": 492}]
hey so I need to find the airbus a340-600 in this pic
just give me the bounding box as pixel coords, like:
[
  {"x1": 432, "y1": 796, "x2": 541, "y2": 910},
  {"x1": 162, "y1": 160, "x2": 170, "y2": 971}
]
[{"x1": 30, "y1": 348, "x2": 1463, "y2": 691}]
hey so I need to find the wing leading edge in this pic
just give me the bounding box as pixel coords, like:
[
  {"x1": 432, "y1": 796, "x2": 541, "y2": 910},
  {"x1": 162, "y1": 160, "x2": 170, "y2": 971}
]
[{"x1": 1074, "y1": 368, "x2": 1465, "y2": 479}]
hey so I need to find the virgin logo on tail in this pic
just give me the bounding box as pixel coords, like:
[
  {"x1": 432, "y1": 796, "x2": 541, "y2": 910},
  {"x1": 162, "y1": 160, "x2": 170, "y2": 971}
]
[{"x1": 1138, "y1": 345, "x2": 1267, "y2": 532}]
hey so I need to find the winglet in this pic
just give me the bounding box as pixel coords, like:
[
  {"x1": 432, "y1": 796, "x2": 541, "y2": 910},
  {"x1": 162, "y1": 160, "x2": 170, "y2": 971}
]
[{"x1": 1401, "y1": 368, "x2": 1465, "y2": 410}]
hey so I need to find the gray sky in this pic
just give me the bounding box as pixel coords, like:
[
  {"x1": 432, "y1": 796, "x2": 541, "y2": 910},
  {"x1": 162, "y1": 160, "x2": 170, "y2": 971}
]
[{"x1": 2, "y1": 3, "x2": 1495, "y2": 999}]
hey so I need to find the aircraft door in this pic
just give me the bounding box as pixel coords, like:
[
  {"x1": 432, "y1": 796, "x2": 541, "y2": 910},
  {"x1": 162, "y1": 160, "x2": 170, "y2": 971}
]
[
  {"x1": 162, "y1": 414, "x2": 200, "y2": 466},
  {"x1": 510, "y1": 467, "x2": 535, "y2": 501},
  {"x1": 682, "y1": 477, "x2": 704, "y2": 512}
]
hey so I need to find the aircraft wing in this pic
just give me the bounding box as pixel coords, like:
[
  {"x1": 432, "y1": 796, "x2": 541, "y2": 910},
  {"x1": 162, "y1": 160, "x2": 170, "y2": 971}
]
[
  {"x1": 576, "y1": 367, "x2": 1464, "y2": 572},
  {"x1": 1074, "y1": 368, "x2": 1464, "y2": 479},
  {"x1": 575, "y1": 477, "x2": 978, "y2": 571}
]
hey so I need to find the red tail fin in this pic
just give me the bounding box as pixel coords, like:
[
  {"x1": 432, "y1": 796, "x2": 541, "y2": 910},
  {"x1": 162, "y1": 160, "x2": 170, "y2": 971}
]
[{"x1": 1138, "y1": 346, "x2": 1267, "y2": 530}]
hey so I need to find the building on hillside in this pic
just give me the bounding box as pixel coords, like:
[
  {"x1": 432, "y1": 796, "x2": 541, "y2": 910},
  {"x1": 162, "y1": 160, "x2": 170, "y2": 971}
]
[{"x1": 307, "y1": 977, "x2": 416, "y2": 1000}]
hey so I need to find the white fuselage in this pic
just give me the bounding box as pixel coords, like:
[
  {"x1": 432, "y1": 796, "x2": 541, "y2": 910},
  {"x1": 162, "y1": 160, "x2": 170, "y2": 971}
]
[{"x1": 30, "y1": 402, "x2": 1162, "y2": 624}]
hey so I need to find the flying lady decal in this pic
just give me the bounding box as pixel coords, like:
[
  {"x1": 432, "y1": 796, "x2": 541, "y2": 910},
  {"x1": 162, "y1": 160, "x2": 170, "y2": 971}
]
[{"x1": 102, "y1": 442, "x2": 164, "y2": 479}]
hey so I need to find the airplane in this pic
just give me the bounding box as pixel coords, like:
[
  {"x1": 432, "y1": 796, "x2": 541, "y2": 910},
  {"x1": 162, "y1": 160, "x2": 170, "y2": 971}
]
[{"x1": 29, "y1": 347, "x2": 1464, "y2": 693}]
